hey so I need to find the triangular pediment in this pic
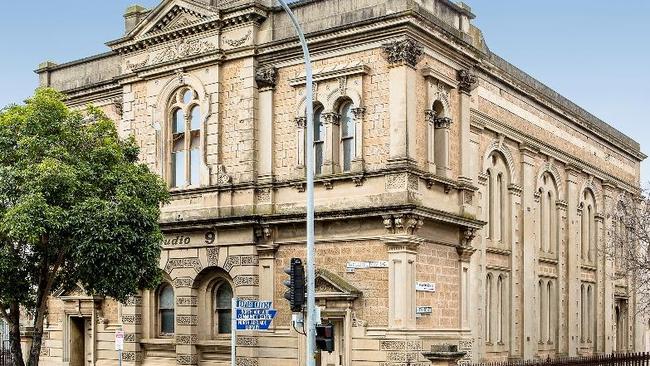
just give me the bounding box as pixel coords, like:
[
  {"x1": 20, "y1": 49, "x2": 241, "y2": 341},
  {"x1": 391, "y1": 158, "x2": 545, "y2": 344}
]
[
  {"x1": 54, "y1": 284, "x2": 87, "y2": 298},
  {"x1": 116, "y1": 0, "x2": 219, "y2": 44},
  {"x1": 315, "y1": 269, "x2": 361, "y2": 300}
]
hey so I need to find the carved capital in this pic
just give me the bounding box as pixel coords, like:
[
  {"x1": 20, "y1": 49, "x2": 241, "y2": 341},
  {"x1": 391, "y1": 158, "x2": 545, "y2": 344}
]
[
  {"x1": 216, "y1": 165, "x2": 231, "y2": 186},
  {"x1": 457, "y1": 245, "x2": 477, "y2": 263},
  {"x1": 383, "y1": 214, "x2": 424, "y2": 236},
  {"x1": 461, "y1": 227, "x2": 476, "y2": 247},
  {"x1": 434, "y1": 117, "x2": 452, "y2": 129},
  {"x1": 295, "y1": 117, "x2": 307, "y2": 128},
  {"x1": 425, "y1": 109, "x2": 436, "y2": 124},
  {"x1": 382, "y1": 38, "x2": 423, "y2": 68},
  {"x1": 351, "y1": 107, "x2": 366, "y2": 119},
  {"x1": 457, "y1": 69, "x2": 478, "y2": 93},
  {"x1": 255, "y1": 66, "x2": 277, "y2": 89},
  {"x1": 322, "y1": 112, "x2": 340, "y2": 125}
]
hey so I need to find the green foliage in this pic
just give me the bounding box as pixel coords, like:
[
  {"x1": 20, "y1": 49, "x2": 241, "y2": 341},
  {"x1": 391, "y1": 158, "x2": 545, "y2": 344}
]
[{"x1": 0, "y1": 88, "x2": 169, "y2": 308}]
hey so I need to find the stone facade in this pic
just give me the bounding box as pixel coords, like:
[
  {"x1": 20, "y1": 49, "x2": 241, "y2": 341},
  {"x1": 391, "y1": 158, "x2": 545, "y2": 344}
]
[{"x1": 30, "y1": 0, "x2": 646, "y2": 365}]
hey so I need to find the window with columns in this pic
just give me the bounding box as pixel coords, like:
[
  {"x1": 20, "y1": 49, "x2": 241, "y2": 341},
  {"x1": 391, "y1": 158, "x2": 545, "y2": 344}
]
[
  {"x1": 426, "y1": 100, "x2": 452, "y2": 177},
  {"x1": 538, "y1": 173, "x2": 559, "y2": 255},
  {"x1": 300, "y1": 99, "x2": 361, "y2": 176},
  {"x1": 486, "y1": 152, "x2": 511, "y2": 248},
  {"x1": 168, "y1": 87, "x2": 201, "y2": 188},
  {"x1": 580, "y1": 189, "x2": 597, "y2": 263},
  {"x1": 485, "y1": 271, "x2": 508, "y2": 346}
]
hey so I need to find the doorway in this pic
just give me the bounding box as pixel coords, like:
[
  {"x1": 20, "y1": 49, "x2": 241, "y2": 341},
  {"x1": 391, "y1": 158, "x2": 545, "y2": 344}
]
[
  {"x1": 315, "y1": 319, "x2": 345, "y2": 366},
  {"x1": 69, "y1": 317, "x2": 93, "y2": 366}
]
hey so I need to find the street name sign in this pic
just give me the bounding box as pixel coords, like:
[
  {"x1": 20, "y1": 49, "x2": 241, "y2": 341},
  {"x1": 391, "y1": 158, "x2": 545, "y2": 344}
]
[{"x1": 235, "y1": 300, "x2": 278, "y2": 330}]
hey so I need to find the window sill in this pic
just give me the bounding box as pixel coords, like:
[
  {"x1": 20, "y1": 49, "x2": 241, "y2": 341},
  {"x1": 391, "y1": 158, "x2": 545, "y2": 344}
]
[{"x1": 141, "y1": 338, "x2": 175, "y2": 345}]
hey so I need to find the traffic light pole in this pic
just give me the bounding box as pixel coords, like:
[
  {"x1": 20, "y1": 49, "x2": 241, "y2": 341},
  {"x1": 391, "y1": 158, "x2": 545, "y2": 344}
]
[{"x1": 275, "y1": 1, "x2": 316, "y2": 365}]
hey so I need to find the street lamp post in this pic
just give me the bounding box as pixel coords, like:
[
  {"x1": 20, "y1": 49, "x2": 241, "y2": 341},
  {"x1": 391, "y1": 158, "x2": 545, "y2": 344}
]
[{"x1": 275, "y1": 1, "x2": 316, "y2": 366}]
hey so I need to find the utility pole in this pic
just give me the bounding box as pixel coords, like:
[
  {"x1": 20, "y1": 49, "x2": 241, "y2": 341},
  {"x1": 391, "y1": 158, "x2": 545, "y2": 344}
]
[{"x1": 275, "y1": 1, "x2": 316, "y2": 365}]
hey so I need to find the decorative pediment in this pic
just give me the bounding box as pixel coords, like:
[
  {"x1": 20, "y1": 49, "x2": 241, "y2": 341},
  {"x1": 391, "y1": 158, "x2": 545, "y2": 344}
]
[
  {"x1": 107, "y1": 0, "x2": 221, "y2": 53},
  {"x1": 315, "y1": 269, "x2": 361, "y2": 301}
]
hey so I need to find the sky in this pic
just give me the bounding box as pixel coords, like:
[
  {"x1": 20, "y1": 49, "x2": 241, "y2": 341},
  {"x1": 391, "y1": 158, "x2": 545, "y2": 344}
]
[{"x1": 0, "y1": 1, "x2": 648, "y2": 183}]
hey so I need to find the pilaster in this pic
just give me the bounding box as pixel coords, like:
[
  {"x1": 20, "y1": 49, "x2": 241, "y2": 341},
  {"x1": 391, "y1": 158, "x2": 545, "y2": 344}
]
[
  {"x1": 255, "y1": 66, "x2": 277, "y2": 183},
  {"x1": 382, "y1": 214, "x2": 424, "y2": 330},
  {"x1": 601, "y1": 181, "x2": 617, "y2": 353},
  {"x1": 519, "y1": 144, "x2": 538, "y2": 359},
  {"x1": 434, "y1": 117, "x2": 453, "y2": 178},
  {"x1": 351, "y1": 107, "x2": 366, "y2": 172},
  {"x1": 175, "y1": 285, "x2": 198, "y2": 366},
  {"x1": 383, "y1": 38, "x2": 423, "y2": 167},
  {"x1": 457, "y1": 69, "x2": 478, "y2": 182},
  {"x1": 565, "y1": 164, "x2": 581, "y2": 356}
]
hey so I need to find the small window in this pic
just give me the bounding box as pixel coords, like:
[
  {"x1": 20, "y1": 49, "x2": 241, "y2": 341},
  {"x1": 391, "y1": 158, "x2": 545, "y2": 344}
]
[
  {"x1": 215, "y1": 283, "x2": 233, "y2": 334},
  {"x1": 313, "y1": 107, "x2": 324, "y2": 175},
  {"x1": 159, "y1": 284, "x2": 175, "y2": 336},
  {"x1": 340, "y1": 102, "x2": 355, "y2": 172}
]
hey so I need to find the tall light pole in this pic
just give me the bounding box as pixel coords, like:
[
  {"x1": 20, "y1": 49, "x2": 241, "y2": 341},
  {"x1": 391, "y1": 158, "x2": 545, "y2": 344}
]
[{"x1": 275, "y1": 1, "x2": 316, "y2": 365}]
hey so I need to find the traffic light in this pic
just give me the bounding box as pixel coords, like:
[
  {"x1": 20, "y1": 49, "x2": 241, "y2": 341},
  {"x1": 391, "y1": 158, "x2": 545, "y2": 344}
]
[
  {"x1": 283, "y1": 258, "x2": 306, "y2": 312},
  {"x1": 315, "y1": 323, "x2": 335, "y2": 353}
]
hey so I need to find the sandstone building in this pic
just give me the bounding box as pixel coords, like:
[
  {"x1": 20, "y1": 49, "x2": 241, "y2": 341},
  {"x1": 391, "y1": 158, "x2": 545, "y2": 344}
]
[{"x1": 29, "y1": 0, "x2": 646, "y2": 365}]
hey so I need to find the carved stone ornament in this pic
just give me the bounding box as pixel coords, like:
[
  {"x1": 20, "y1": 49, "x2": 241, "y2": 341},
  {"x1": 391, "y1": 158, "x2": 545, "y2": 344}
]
[
  {"x1": 322, "y1": 112, "x2": 341, "y2": 125},
  {"x1": 112, "y1": 98, "x2": 123, "y2": 118},
  {"x1": 295, "y1": 117, "x2": 306, "y2": 128},
  {"x1": 457, "y1": 69, "x2": 478, "y2": 93},
  {"x1": 383, "y1": 214, "x2": 424, "y2": 236},
  {"x1": 434, "y1": 117, "x2": 452, "y2": 129},
  {"x1": 152, "y1": 38, "x2": 218, "y2": 65},
  {"x1": 254, "y1": 225, "x2": 272, "y2": 243},
  {"x1": 382, "y1": 38, "x2": 424, "y2": 68},
  {"x1": 255, "y1": 66, "x2": 277, "y2": 89},
  {"x1": 351, "y1": 107, "x2": 366, "y2": 119},
  {"x1": 216, "y1": 165, "x2": 231, "y2": 185},
  {"x1": 425, "y1": 109, "x2": 436, "y2": 124}
]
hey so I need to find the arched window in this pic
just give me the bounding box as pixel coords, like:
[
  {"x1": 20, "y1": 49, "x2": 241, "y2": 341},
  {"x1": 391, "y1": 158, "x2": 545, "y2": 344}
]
[
  {"x1": 587, "y1": 285, "x2": 593, "y2": 342},
  {"x1": 581, "y1": 190, "x2": 597, "y2": 263},
  {"x1": 214, "y1": 282, "x2": 233, "y2": 335},
  {"x1": 538, "y1": 280, "x2": 544, "y2": 342},
  {"x1": 497, "y1": 276, "x2": 503, "y2": 343},
  {"x1": 339, "y1": 102, "x2": 355, "y2": 172},
  {"x1": 538, "y1": 173, "x2": 559, "y2": 255},
  {"x1": 546, "y1": 281, "x2": 553, "y2": 343},
  {"x1": 313, "y1": 106, "x2": 325, "y2": 175},
  {"x1": 486, "y1": 274, "x2": 492, "y2": 343},
  {"x1": 580, "y1": 284, "x2": 586, "y2": 342},
  {"x1": 486, "y1": 152, "x2": 510, "y2": 248},
  {"x1": 158, "y1": 284, "x2": 175, "y2": 336},
  {"x1": 169, "y1": 88, "x2": 201, "y2": 188}
]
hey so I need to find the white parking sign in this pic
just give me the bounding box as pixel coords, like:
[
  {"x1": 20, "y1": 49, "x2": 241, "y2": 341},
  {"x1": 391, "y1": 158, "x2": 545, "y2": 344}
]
[{"x1": 115, "y1": 330, "x2": 125, "y2": 351}]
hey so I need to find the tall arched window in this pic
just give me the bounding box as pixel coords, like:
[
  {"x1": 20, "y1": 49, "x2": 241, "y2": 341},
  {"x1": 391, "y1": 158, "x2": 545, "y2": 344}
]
[
  {"x1": 581, "y1": 190, "x2": 597, "y2": 263},
  {"x1": 486, "y1": 274, "x2": 492, "y2": 343},
  {"x1": 214, "y1": 282, "x2": 233, "y2": 335},
  {"x1": 538, "y1": 280, "x2": 544, "y2": 342},
  {"x1": 169, "y1": 88, "x2": 201, "y2": 188},
  {"x1": 158, "y1": 284, "x2": 175, "y2": 336},
  {"x1": 486, "y1": 152, "x2": 510, "y2": 248},
  {"x1": 497, "y1": 276, "x2": 503, "y2": 343},
  {"x1": 546, "y1": 281, "x2": 552, "y2": 343},
  {"x1": 587, "y1": 285, "x2": 593, "y2": 343},
  {"x1": 538, "y1": 173, "x2": 559, "y2": 255},
  {"x1": 313, "y1": 106, "x2": 325, "y2": 175},
  {"x1": 580, "y1": 284, "x2": 586, "y2": 342},
  {"x1": 339, "y1": 102, "x2": 355, "y2": 172}
]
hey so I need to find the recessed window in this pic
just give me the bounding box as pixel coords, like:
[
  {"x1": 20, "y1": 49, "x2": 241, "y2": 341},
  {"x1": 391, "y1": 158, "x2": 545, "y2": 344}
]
[
  {"x1": 340, "y1": 102, "x2": 355, "y2": 172},
  {"x1": 314, "y1": 106, "x2": 324, "y2": 175},
  {"x1": 158, "y1": 284, "x2": 175, "y2": 336},
  {"x1": 215, "y1": 283, "x2": 233, "y2": 334},
  {"x1": 168, "y1": 88, "x2": 201, "y2": 188}
]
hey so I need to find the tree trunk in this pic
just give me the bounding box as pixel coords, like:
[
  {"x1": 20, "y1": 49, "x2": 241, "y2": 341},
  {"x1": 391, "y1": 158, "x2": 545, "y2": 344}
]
[{"x1": 8, "y1": 302, "x2": 25, "y2": 366}]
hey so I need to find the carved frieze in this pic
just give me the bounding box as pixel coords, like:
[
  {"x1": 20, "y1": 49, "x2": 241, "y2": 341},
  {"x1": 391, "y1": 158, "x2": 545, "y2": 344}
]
[
  {"x1": 206, "y1": 247, "x2": 219, "y2": 267},
  {"x1": 224, "y1": 30, "x2": 252, "y2": 48},
  {"x1": 153, "y1": 38, "x2": 217, "y2": 64},
  {"x1": 164, "y1": 258, "x2": 203, "y2": 274},
  {"x1": 383, "y1": 214, "x2": 424, "y2": 236},
  {"x1": 382, "y1": 38, "x2": 424, "y2": 68},
  {"x1": 233, "y1": 275, "x2": 259, "y2": 287},
  {"x1": 173, "y1": 277, "x2": 193, "y2": 288}
]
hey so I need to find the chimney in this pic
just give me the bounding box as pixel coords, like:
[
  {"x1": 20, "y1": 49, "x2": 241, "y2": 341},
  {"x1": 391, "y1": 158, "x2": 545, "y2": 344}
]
[{"x1": 124, "y1": 5, "x2": 148, "y2": 34}]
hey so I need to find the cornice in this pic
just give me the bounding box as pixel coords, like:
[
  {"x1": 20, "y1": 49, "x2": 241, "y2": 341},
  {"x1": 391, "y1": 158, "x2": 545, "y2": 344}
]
[{"x1": 471, "y1": 110, "x2": 640, "y2": 194}]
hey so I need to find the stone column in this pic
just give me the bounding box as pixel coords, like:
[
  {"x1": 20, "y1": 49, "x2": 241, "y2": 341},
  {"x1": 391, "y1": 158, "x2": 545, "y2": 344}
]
[
  {"x1": 602, "y1": 181, "x2": 617, "y2": 353},
  {"x1": 382, "y1": 214, "x2": 423, "y2": 330},
  {"x1": 565, "y1": 164, "x2": 581, "y2": 356},
  {"x1": 295, "y1": 117, "x2": 306, "y2": 177},
  {"x1": 457, "y1": 69, "x2": 478, "y2": 181},
  {"x1": 321, "y1": 112, "x2": 340, "y2": 175},
  {"x1": 519, "y1": 144, "x2": 538, "y2": 359},
  {"x1": 434, "y1": 117, "x2": 452, "y2": 178},
  {"x1": 425, "y1": 110, "x2": 437, "y2": 173},
  {"x1": 351, "y1": 107, "x2": 366, "y2": 173},
  {"x1": 382, "y1": 38, "x2": 423, "y2": 167},
  {"x1": 255, "y1": 66, "x2": 277, "y2": 184},
  {"x1": 458, "y1": 228, "x2": 477, "y2": 330}
]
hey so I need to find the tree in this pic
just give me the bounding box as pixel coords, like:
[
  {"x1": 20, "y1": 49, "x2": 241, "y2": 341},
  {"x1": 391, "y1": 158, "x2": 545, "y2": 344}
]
[
  {"x1": 0, "y1": 88, "x2": 169, "y2": 366},
  {"x1": 603, "y1": 188, "x2": 650, "y2": 316}
]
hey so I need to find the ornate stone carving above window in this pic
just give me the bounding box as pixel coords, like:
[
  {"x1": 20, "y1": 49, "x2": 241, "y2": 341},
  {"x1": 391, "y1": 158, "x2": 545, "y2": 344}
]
[{"x1": 457, "y1": 69, "x2": 478, "y2": 94}]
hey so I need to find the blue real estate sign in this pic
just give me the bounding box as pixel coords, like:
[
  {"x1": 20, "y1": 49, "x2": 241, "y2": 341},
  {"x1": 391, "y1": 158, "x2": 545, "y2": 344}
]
[{"x1": 235, "y1": 300, "x2": 278, "y2": 330}]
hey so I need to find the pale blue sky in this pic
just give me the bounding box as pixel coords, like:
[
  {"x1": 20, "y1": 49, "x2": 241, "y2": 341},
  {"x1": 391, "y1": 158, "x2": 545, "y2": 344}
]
[{"x1": 0, "y1": 1, "x2": 648, "y2": 183}]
